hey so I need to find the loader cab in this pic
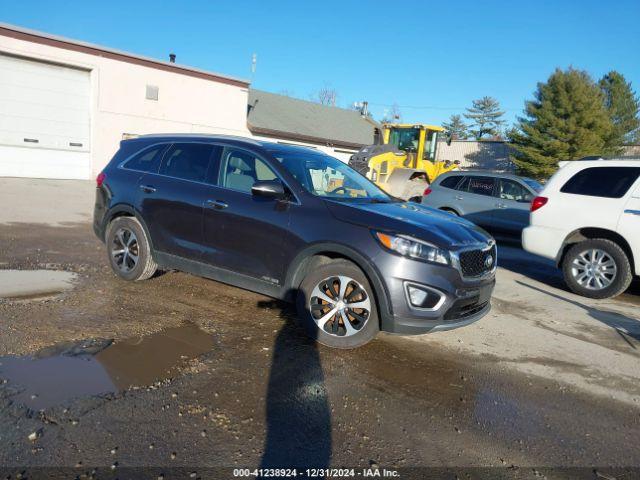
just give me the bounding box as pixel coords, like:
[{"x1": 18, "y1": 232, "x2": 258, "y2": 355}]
[{"x1": 383, "y1": 124, "x2": 444, "y2": 166}]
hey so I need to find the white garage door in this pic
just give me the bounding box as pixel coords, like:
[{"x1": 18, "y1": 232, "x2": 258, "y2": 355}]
[{"x1": 0, "y1": 54, "x2": 91, "y2": 179}]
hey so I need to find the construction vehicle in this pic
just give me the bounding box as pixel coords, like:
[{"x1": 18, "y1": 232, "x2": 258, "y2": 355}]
[{"x1": 349, "y1": 123, "x2": 459, "y2": 200}]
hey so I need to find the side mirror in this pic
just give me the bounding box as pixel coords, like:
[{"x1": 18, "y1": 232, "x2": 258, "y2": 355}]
[{"x1": 251, "y1": 180, "x2": 286, "y2": 199}]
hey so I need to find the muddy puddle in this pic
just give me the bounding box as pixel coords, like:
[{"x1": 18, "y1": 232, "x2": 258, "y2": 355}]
[
  {"x1": 0, "y1": 323, "x2": 214, "y2": 410},
  {"x1": 0, "y1": 269, "x2": 76, "y2": 300}
]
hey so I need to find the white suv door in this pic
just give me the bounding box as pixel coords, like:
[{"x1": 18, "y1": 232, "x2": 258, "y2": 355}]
[{"x1": 618, "y1": 179, "x2": 640, "y2": 276}]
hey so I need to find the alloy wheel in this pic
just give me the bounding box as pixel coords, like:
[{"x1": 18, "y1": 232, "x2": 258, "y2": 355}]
[
  {"x1": 571, "y1": 248, "x2": 617, "y2": 290},
  {"x1": 309, "y1": 275, "x2": 371, "y2": 337},
  {"x1": 110, "y1": 227, "x2": 140, "y2": 273}
]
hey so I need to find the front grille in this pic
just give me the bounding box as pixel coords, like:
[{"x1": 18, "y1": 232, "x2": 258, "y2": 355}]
[{"x1": 458, "y1": 244, "x2": 496, "y2": 277}]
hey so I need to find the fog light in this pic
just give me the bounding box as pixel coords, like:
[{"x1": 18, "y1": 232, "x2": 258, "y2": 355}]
[
  {"x1": 408, "y1": 285, "x2": 429, "y2": 306},
  {"x1": 405, "y1": 283, "x2": 445, "y2": 310}
]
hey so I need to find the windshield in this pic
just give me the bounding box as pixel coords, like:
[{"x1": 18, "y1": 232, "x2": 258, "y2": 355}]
[
  {"x1": 388, "y1": 127, "x2": 420, "y2": 153},
  {"x1": 522, "y1": 177, "x2": 543, "y2": 192},
  {"x1": 272, "y1": 150, "x2": 393, "y2": 201}
]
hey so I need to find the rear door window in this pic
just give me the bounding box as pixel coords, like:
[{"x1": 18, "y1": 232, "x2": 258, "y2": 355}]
[
  {"x1": 159, "y1": 143, "x2": 218, "y2": 183},
  {"x1": 439, "y1": 175, "x2": 462, "y2": 189},
  {"x1": 123, "y1": 144, "x2": 168, "y2": 173},
  {"x1": 466, "y1": 176, "x2": 496, "y2": 197},
  {"x1": 560, "y1": 167, "x2": 640, "y2": 198}
]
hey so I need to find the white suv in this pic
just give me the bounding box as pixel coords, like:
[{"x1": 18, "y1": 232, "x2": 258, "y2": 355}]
[{"x1": 523, "y1": 158, "x2": 640, "y2": 299}]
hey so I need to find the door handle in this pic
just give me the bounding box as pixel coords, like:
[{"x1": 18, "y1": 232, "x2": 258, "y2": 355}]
[
  {"x1": 624, "y1": 209, "x2": 640, "y2": 216},
  {"x1": 206, "y1": 199, "x2": 228, "y2": 210},
  {"x1": 495, "y1": 203, "x2": 507, "y2": 209},
  {"x1": 140, "y1": 184, "x2": 156, "y2": 193},
  {"x1": 455, "y1": 195, "x2": 464, "y2": 200}
]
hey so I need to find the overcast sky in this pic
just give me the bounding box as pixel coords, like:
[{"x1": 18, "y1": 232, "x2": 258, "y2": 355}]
[{"x1": 3, "y1": 0, "x2": 639, "y2": 127}]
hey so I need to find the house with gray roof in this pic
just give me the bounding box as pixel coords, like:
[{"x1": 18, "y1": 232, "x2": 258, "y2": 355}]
[{"x1": 247, "y1": 89, "x2": 380, "y2": 162}]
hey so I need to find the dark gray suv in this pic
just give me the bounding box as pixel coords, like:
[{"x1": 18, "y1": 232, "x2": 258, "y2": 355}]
[{"x1": 94, "y1": 135, "x2": 496, "y2": 348}]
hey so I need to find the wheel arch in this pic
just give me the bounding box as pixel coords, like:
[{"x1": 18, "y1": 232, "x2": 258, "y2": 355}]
[
  {"x1": 102, "y1": 204, "x2": 156, "y2": 252},
  {"x1": 557, "y1": 227, "x2": 635, "y2": 272},
  {"x1": 283, "y1": 243, "x2": 393, "y2": 327}
]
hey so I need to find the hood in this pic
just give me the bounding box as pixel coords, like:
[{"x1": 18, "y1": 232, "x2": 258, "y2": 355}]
[{"x1": 325, "y1": 200, "x2": 492, "y2": 249}]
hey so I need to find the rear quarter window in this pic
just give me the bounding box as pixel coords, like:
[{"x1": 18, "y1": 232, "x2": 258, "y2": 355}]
[
  {"x1": 560, "y1": 167, "x2": 640, "y2": 198},
  {"x1": 123, "y1": 144, "x2": 168, "y2": 173},
  {"x1": 439, "y1": 175, "x2": 462, "y2": 189}
]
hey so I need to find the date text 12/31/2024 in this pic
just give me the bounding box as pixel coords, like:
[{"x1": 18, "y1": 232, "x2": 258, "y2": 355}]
[{"x1": 233, "y1": 468, "x2": 400, "y2": 478}]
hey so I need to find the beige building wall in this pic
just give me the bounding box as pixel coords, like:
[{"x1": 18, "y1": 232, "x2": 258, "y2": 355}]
[{"x1": 0, "y1": 30, "x2": 250, "y2": 178}]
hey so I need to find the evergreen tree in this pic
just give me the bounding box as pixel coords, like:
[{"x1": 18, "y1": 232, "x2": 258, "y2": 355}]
[
  {"x1": 442, "y1": 114, "x2": 469, "y2": 140},
  {"x1": 599, "y1": 71, "x2": 640, "y2": 144},
  {"x1": 464, "y1": 96, "x2": 505, "y2": 139},
  {"x1": 510, "y1": 68, "x2": 616, "y2": 179}
]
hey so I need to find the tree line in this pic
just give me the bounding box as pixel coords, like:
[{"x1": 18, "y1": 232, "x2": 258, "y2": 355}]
[{"x1": 442, "y1": 69, "x2": 640, "y2": 179}]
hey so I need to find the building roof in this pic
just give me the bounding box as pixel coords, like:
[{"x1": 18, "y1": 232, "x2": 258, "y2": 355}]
[
  {"x1": 247, "y1": 89, "x2": 379, "y2": 149},
  {"x1": 0, "y1": 22, "x2": 249, "y2": 87}
]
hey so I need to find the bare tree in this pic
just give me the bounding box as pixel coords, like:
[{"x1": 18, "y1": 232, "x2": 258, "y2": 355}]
[
  {"x1": 312, "y1": 86, "x2": 339, "y2": 106},
  {"x1": 384, "y1": 103, "x2": 402, "y2": 122}
]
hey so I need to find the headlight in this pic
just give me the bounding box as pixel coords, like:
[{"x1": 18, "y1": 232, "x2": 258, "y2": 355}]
[{"x1": 374, "y1": 231, "x2": 450, "y2": 265}]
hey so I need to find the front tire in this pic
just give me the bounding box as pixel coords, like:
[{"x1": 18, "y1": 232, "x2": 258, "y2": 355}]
[
  {"x1": 296, "y1": 259, "x2": 379, "y2": 348},
  {"x1": 440, "y1": 208, "x2": 459, "y2": 216},
  {"x1": 562, "y1": 239, "x2": 632, "y2": 299},
  {"x1": 105, "y1": 216, "x2": 157, "y2": 281}
]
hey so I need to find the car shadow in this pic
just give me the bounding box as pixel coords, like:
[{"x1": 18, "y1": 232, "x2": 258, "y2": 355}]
[
  {"x1": 491, "y1": 236, "x2": 568, "y2": 290},
  {"x1": 495, "y1": 238, "x2": 640, "y2": 298},
  {"x1": 516, "y1": 280, "x2": 640, "y2": 349},
  {"x1": 257, "y1": 293, "x2": 332, "y2": 469}
]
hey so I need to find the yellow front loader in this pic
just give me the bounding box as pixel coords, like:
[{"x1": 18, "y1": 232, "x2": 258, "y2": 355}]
[{"x1": 349, "y1": 124, "x2": 459, "y2": 200}]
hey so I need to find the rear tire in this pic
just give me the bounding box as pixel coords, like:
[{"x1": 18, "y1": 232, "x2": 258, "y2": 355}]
[
  {"x1": 105, "y1": 216, "x2": 157, "y2": 281},
  {"x1": 562, "y1": 239, "x2": 632, "y2": 299},
  {"x1": 296, "y1": 259, "x2": 379, "y2": 349}
]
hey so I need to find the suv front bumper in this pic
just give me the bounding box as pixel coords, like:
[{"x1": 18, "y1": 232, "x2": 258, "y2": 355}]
[{"x1": 373, "y1": 253, "x2": 496, "y2": 335}]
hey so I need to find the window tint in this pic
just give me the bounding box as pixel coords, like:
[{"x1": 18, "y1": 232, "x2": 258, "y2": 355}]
[
  {"x1": 439, "y1": 175, "x2": 462, "y2": 189},
  {"x1": 466, "y1": 176, "x2": 495, "y2": 196},
  {"x1": 220, "y1": 148, "x2": 277, "y2": 193},
  {"x1": 498, "y1": 179, "x2": 532, "y2": 202},
  {"x1": 124, "y1": 144, "x2": 167, "y2": 173},
  {"x1": 560, "y1": 167, "x2": 640, "y2": 199},
  {"x1": 159, "y1": 143, "x2": 214, "y2": 182}
]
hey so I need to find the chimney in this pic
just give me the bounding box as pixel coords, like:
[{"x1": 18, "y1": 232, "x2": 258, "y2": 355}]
[
  {"x1": 169, "y1": 53, "x2": 176, "y2": 63},
  {"x1": 361, "y1": 101, "x2": 369, "y2": 117}
]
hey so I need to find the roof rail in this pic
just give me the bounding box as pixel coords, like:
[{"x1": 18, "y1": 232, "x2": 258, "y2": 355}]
[{"x1": 577, "y1": 156, "x2": 640, "y2": 161}]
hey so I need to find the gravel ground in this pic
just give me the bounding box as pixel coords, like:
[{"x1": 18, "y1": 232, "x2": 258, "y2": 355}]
[{"x1": 0, "y1": 179, "x2": 639, "y2": 475}]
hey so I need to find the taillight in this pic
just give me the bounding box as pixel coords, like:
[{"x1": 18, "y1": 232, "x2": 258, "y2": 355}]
[
  {"x1": 531, "y1": 196, "x2": 548, "y2": 212},
  {"x1": 96, "y1": 172, "x2": 106, "y2": 187},
  {"x1": 423, "y1": 187, "x2": 432, "y2": 196}
]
